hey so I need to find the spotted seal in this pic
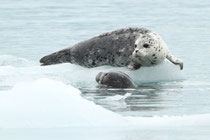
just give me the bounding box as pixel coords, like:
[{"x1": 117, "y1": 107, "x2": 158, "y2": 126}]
[
  {"x1": 96, "y1": 71, "x2": 136, "y2": 88},
  {"x1": 40, "y1": 27, "x2": 183, "y2": 70}
]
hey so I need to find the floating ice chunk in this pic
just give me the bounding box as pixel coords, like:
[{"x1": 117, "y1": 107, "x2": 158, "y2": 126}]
[
  {"x1": 103, "y1": 93, "x2": 132, "y2": 101},
  {"x1": 0, "y1": 78, "x2": 125, "y2": 128}
]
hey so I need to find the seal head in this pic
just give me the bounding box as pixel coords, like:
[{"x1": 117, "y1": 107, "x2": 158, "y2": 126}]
[
  {"x1": 131, "y1": 32, "x2": 168, "y2": 67},
  {"x1": 96, "y1": 71, "x2": 136, "y2": 88},
  {"x1": 130, "y1": 32, "x2": 183, "y2": 70}
]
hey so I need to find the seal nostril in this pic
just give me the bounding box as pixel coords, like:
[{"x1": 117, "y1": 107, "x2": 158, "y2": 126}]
[{"x1": 135, "y1": 50, "x2": 138, "y2": 53}]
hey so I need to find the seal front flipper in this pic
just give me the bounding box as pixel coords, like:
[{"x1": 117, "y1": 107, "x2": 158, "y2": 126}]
[
  {"x1": 127, "y1": 62, "x2": 141, "y2": 70},
  {"x1": 166, "y1": 52, "x2": 183, "y2": 70},
  {"x1": 40, "y1": 49, "x2": 72, "y2": 66}
]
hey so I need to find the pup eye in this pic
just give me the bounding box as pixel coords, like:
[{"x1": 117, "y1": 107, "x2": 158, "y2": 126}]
[
  {"x1": 143, "y1": 44, "x2": 149, "y2": 48},
  {"x1": 134, "y1": 44, "x2": 137, "y2": 48}
]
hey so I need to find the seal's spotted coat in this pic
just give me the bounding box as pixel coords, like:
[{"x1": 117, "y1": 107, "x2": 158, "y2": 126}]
[{"x1": 40, "y1": 27, "x2": 183, "y2": 70}]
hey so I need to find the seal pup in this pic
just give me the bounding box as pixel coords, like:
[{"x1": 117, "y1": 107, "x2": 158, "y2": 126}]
[
  {"x1": 40, "y1": 27, "x2": 183, "y2": 70},
  {"x1": 96, "y1": 71, "x2": 136, "y2": 88}
]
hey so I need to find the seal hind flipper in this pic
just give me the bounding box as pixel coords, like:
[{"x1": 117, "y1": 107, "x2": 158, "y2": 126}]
[{"x1": 40, "y1": 49, "x2": 72, "y2": 66}]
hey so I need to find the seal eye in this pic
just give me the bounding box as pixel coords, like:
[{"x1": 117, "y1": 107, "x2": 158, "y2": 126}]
[
  {"x1": 143, "y1": 44, "x2": 149, "y2": 48},
  {"x1": 134, "y1": 44, "x2": 137, "y2": 48}
]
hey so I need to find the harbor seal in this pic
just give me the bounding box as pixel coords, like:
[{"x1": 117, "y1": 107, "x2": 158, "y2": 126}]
[
  {"x1": 40, "y1": 27, "x2": 183, "y2": 70},
  {"x1": 96, "y1": 71, "x2": 136, "y2": 88}
]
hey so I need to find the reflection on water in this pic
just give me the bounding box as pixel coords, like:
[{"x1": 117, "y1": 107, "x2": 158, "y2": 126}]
[
  {"x1": 80, "y1": 81, "x2": 210, "y2": 116},
  {"x1": 80, "y1": 83, "x2": 170, "y2": 116}
]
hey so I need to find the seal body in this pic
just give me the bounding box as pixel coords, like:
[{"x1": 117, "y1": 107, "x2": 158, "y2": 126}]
[
  {"x1": 96, "y1": 71, "x2": 136, "y2": 88},
  {"x1": 40, "y1": 28, "x2": 149, "y2": 68},
  {"x1": 40, "y1": 27, "x2": 183, "y2": 70}
]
